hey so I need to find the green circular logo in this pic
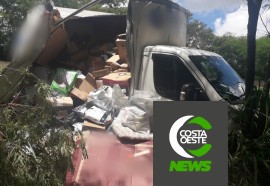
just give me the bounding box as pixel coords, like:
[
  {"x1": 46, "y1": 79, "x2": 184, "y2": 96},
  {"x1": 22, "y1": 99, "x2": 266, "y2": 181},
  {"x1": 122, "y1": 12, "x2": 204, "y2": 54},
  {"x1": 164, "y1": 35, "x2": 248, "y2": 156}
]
[{"x1": 169, "y1": 115, "x2": 212, "y2": 158}]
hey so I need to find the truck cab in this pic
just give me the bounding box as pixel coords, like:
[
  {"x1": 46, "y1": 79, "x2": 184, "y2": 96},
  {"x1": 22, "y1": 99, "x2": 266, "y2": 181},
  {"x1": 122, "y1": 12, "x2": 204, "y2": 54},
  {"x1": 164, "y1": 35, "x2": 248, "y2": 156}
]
[{"x1": 139, "y1": 45, "x2": 245, "y2": 102}]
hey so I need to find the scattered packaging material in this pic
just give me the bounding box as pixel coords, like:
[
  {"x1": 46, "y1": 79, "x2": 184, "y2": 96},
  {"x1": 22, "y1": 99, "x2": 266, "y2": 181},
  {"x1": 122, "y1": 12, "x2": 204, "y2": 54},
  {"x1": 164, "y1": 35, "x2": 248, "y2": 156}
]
[
  {"x1": 110, "y1": 109, "x2": 153, "y2": 140},
  {"x1": 119, "y1": 63, "x2": 128, "y2": 69},
  {"x1": 89, "y1": 56, "x2": 106, "y2": 71},
  {"x1": 106, "y1": 55, "x2": 120, "y2": 66},
  {"x1": 102, "y1": 72, "x2": 131, "y2": 92},
  {"x1": 105, "y1": 65, "x2": 112, "y2": 73},
  {"x1": 75, "y1": 74, "x2": 86, "y2": 87},
  {"x1": 96, "y1": 80, "x2": 103, "y2": 89},
  {"x1": 48, "y1": 97, "x2": 73, "y2": 109},
  {"x1": 89, "y1": 85, "x2": 128, "y2": 116},
  {"x1": 92, "y1": 69, "x2": 109, "y2": 79},
  {"x1": 70, "y1": 87, "x2": 88, "y2": 101},
  {"x1": 51, "y1": 68, "x2": 78, "y2": 95},
  {"x1": 121, "y1": 106, "x2": 149, "y2": 131},
  {"x1": 114, "y1": 69, "x2": 128, "y2": 73},
  {"x1": 89, "y1": 86, "x2": 113, "y2": 111},
  {"x1": 71, "y1": 73, "x2": 97, "y2": 101},
  {"x1": 73, "y1": 104, "x2": 88, "y2": 119},
  {"x1": 83, "y1": 120, "x2": 106, "y2": 130},
  {"x1": 116, "y1": 34, "x2": 127, "y2": 64},
  {"x1": 73, "y1": 122, "x2": 83, "y2": 132},
  {"x1": 102, "y1": 72, "x2": 130, "y2": 86},
  {"x1": 85, "y1": 106, "x2": 112, "y2": 125}
]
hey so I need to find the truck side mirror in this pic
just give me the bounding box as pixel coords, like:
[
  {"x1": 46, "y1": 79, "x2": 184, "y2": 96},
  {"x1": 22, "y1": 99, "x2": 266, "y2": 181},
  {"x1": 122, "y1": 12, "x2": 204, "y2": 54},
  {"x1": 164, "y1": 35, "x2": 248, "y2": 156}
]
[{"x1": 180, "y1": 83, "x2": 196, "y2": 101}]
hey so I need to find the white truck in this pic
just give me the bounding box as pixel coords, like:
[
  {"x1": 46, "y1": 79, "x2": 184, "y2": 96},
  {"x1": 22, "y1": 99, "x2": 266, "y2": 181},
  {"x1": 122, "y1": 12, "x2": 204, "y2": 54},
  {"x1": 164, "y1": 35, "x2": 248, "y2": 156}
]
[{"x1": 126, "y1": 0, "x2": 245, "y2": 103}]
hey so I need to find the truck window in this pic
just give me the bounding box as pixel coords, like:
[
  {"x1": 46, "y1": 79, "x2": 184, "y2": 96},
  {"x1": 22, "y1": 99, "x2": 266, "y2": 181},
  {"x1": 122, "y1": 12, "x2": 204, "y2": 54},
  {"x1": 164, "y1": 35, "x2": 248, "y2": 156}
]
[{"x1": 152, "y1": 54, "x2": 209, "y2": 101}]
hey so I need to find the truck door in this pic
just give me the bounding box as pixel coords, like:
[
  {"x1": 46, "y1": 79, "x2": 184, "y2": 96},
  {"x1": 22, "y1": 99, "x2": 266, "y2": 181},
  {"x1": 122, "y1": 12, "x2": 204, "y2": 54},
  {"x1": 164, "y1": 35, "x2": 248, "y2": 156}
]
[{"x1": 152, "y1": 53, "x2": 209, "y2": 101}]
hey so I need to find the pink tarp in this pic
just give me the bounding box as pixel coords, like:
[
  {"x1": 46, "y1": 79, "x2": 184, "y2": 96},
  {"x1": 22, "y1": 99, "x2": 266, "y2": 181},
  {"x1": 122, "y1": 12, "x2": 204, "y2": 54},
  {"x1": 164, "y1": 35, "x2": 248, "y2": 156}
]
[{"x1": 66, "y1": 131, "x2": 153, "y2": 186}]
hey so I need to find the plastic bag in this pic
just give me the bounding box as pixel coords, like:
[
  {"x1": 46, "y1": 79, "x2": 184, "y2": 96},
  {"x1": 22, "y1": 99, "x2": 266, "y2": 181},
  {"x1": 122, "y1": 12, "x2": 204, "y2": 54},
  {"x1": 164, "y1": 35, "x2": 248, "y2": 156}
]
[
  {"x1": 85, "y1": 106, "x2": 112, "y2": 125},
  {"x1": 121, "y1": 106, "x2": 149, "y2": 131},
  {"x1": 121, "y1": 90, "x2": 162, "y2": 132},
  {"x1": 51, "y1": 68, "x2": 78, "y2": 95},
  {"x1": 89, "y1": 86, "x2": 113, "y2": 111},
  {"x1": 109, "y1": 109, "x2": 153, "y2": 140},
  {"x1": 89, "y1": 84, "x2": 128, "y2": 116}
]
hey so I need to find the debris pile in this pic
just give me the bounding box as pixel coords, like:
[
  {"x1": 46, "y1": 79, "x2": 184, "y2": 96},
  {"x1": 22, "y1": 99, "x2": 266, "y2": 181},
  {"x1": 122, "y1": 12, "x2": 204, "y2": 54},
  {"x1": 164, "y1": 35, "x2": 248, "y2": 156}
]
[{"x1": 30, "y1": 33, "x2": 155, "y2": 140}]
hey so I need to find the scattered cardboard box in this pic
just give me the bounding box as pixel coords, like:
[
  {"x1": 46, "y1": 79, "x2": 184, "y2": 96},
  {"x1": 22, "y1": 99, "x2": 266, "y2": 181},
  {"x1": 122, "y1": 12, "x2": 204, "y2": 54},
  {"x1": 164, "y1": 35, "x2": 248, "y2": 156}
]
[
  {"x1": 119, "y1": 63, "x2": 128, "y2": 69},
  {"x1": 89, "y1": 57, "x2": 106, "y2": 71},
  {"x1": 75, "y1": 74, "x2": 86, "y2": 88},
  {"x1": 70, "y1": 87, "x2": 88, "y2": 101},
  {"x1": 83, "y1": 120, "x2": 106, "y2": 130},
  {"x1": 106, "y1": 55, "x2": 120, "y2": 65},
  {"x1": 105, "y1": 65, "x2": 112, "y2": 73},
  {"x1": 48, "y1": 97, "x2": 73, "y2": 109},
  {"x1": 70, "y1": 73, "x2": 97, "y2": 101},
  {"x1": 92, "y1": 69, "x2": 109, "y2": 79},
  {"x1": 101, "y1": 72, "x2": 131, "y2": 87},
  {"x1": 78, "y1": 73, "x2": 97, "y2": 92},
  {"x1": 96, "y1": 80, "x2": 103, "y2": 89},
  {"x1": 116, "y1": 34, "x2": 127, "y2": 64},
  {"x1": 114, "y1": 69, "x2": 128, "y2": 73}
]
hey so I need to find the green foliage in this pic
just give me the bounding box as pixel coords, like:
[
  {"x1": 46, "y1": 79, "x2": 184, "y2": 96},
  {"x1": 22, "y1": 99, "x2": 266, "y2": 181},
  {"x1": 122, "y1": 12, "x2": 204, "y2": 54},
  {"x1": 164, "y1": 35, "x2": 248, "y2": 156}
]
[
  {"x1": 88, "y1": 0, "x2": 127, "y2": 15},
  {"x1": 0, "y1": 0, "x2": 41, "y2": 60},
  {"x1": 229, "y1": 88, "x2": 270, "y2": 185},
  {"x1": 186, "y1": 11, "x2": 215, "y2": 50},
  {"x1": 256, "y1": 36, "x2": 270, "y2": 81},
  {"x1": 53, "y1": 0, "x2": 89, "y2": 9},
  {"x1": 211, "y1": 35, "x2": 247, "y2": 78},
  {"x1": 0, "y1": 71, "x2": 83, "y2": 185}
]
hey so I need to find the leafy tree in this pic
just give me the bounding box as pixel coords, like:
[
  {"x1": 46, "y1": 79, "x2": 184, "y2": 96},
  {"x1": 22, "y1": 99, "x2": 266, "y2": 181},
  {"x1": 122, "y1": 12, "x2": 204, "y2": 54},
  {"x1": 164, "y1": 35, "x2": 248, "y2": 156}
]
[
  {"x1": 88, "y1": 0, "x2": 127, "y2": 15},
  {"x1": 0, "y1": 0, "x2": 41, "y2": 60},
  {"x1": 212, "y1": 35, "x2": 247, "y2": 78},
  {"x1": 255, "y1": 36, "x2": 270, "y2": 82},
  {"x1": 186, "y1": 11, "x2": 215, "y2": 50},
  {"x1": 53, "y1": 0, "x2": 89, "y2": 9},
  {"x1": 0, "y1": 71, "x2": 85, "y2": 185}
]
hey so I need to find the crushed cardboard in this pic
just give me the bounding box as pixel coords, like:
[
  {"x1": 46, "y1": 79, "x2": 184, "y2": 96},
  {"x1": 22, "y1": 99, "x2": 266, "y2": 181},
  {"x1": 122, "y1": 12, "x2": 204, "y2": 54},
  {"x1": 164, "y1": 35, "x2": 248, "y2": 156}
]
[
  {"x1": 83, "y1": 120, "x2": 106, "y2": 130},
  {"x1": 70, "y1": 87, "x2": 88, "y2": 101},
  {"x1": 116, "y1": 34, "x2": 127, "y2": 64},
  {"x1": 48, "y1": 97, "x2": 73, "y2": 109},
  {"x1": 70, "y1": 73, "x2": 97, "y2": 101},
  {"x1": 106, "y1": 55, "x2": 120, "y2": 65},
  {"x1": 102, "y1": 72, "x2": 131, "y2": 87},
  {"x1": 92, "y1": 69, "x2": 109, "y2": 79}
]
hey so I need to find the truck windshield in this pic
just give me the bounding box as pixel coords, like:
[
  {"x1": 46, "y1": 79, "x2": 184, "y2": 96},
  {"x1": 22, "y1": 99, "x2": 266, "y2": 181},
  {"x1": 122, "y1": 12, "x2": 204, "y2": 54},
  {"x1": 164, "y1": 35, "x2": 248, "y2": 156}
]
[{"x1": 189, "y1": 55, "x2": 245, "y2": 102}]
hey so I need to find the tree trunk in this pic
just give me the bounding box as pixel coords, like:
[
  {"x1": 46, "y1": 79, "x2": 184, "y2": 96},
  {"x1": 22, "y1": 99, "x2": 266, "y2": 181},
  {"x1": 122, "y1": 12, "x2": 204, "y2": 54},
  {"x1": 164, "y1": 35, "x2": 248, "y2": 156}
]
[
  {"x1": 242, "y1": 0, "x2": 263, "y2": 138},
  {"x1": 245, "y1": 0, "x2": 262, "y2": 97}
]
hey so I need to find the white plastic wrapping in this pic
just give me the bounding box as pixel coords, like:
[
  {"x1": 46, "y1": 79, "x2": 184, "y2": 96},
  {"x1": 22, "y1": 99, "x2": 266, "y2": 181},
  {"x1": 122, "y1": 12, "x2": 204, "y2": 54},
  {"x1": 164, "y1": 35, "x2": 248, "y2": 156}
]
[
  {"x1": 89, "y1": 85, "x2": 128, "y2": 116},
  {"x1": 85, "y1": 106, "x2": 112, "y2": 125}
]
